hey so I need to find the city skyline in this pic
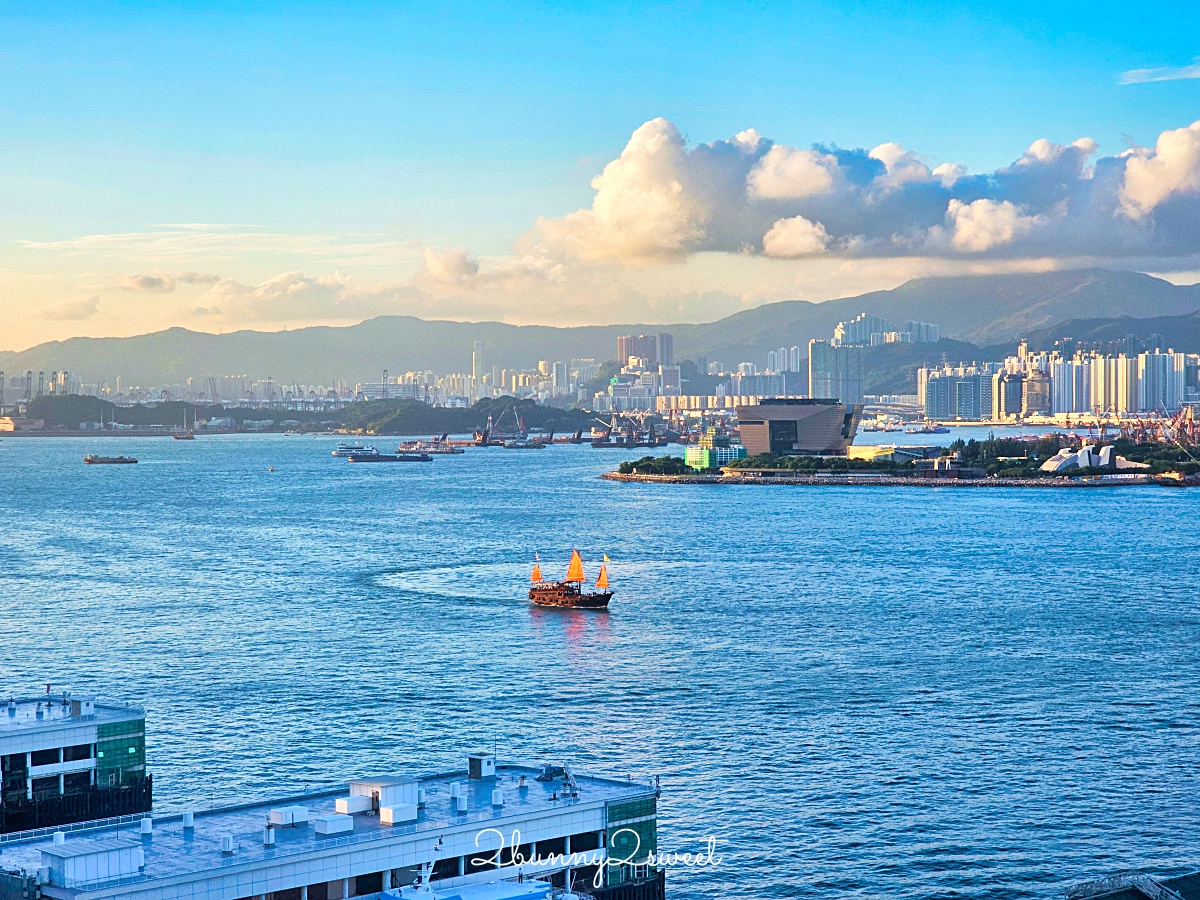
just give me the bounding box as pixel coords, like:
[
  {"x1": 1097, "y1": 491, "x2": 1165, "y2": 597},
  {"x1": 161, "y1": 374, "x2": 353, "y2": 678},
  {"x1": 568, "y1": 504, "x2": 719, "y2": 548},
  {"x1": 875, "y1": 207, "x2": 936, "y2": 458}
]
[{"x1": 2, "y1": 2, "x2": 1200, "y2": 349}]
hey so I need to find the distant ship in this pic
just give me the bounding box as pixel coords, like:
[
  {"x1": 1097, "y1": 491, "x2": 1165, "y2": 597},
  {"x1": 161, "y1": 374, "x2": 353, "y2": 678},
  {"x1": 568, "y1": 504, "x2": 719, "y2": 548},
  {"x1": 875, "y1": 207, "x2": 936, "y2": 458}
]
[
  {"x1": 529, "y1": 550, "x2": 613, "y2": 609},
  {"x1": 173, "y1": 431, "x2": 195, "y2": 441},
  {"x1": 346, "y1": 452, "x2": 432, "y2": 463},
  {"x1": 905, "y1": 422, "x2": 950, "y2": 434},
  {"x1": 332, "y1": 442, "x2": 373, "y2": 457},
  {"x1": 84, "y1": 455, "x2": 138, "y2": 465}
]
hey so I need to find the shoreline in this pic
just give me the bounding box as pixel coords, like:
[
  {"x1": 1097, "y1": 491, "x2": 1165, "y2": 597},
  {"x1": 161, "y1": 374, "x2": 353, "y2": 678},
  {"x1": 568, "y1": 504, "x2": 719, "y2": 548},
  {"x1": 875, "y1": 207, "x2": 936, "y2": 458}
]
[{"x1": 601, "y1": 471, "x2": 1193, "y2": 488}]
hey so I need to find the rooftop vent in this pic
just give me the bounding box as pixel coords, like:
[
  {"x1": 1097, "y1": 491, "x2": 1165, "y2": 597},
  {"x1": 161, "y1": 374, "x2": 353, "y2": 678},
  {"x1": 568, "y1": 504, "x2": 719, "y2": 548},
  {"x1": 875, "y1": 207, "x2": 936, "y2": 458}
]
[
  {"x1": 268, "y1": 806, "x2": 308, "y2": 827},
  {"x1": 7, "y1": 699, "x2": 15, "y2": 717},
  {"x1": 454, "y1": 794, "x2": 467, "y2": 815},
  {"x1": 380, "y1": 804, "x2": 418, "y2": 825},
  {"x1": 263, "y1": 826, "x2": 275, "y2": 847},
  {"x1": 491, "y1": 789, "x2": 504, "y2": 807},
  {"x1": 139, "y1": 818, "x2": 153, "y2": 838},
  {"x1": 468, "y1": 754, "x2": 497, "y2": 780},
  {"x1": 52, "y1": 833, "x2": 66, "y2": 846},
  {"x1": 182, "y1": 812, "x2": 194, "y2": 831},
  {"x1": 220, "y1": 835, "x2": 234, "y2": 855},
  {"x1": 350, "y1": 777, "x2": 418, "y2": 811},
  {"x1": 313, "y1": 814, "x2": 353, "y2": 836},
  {"x1": 335, "y1": 795, "x2": 372, "y2": 815}
]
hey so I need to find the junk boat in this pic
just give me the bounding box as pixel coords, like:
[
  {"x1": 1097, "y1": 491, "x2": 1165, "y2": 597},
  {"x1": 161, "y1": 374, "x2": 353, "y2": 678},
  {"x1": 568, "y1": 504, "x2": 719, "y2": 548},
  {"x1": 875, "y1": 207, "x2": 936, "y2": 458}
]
[
  {"x1": 84, "y1": 455, "x2": 138, "y2": 464},
  {"x1": 529, "y1": 550, "x2": 612, "y2": 609}
]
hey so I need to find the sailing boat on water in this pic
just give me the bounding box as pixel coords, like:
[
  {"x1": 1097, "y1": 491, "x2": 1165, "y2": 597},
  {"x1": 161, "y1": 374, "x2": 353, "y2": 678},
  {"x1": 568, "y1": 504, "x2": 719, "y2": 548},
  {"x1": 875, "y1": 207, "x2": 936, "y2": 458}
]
[{"x1": 529, "y1": 550, "x2": 613, "y2": 609}]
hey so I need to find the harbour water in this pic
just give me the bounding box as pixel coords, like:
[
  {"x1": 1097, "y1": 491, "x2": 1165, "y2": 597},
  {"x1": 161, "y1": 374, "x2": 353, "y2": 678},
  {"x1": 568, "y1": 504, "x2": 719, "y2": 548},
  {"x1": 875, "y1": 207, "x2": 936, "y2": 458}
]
[{"x1": 2, "y1": 434, "x2": 1200, "y2": 898}]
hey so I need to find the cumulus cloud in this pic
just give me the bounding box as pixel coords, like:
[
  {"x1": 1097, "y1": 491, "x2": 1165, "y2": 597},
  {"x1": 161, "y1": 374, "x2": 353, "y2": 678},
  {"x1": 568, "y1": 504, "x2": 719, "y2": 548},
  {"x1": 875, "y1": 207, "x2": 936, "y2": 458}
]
[
  {"x1": 944, "y1": 199, "x2": 1041, "y2": 253},
  {"x1": 526, "y1": 117, "x2": 1200, "y2": 266},
  {"x1": 748, "y1": 145, "x2": 838, "y2": 199},
  {"x1": 41, "y1": 295, "x2": 100, "y2": 320},
  {"x1": 762, "y1": 216, "x2": 831, "y2": 257},
  {"x1": 1119, "y1": 121, "x2": 1200, "y2": 218}
]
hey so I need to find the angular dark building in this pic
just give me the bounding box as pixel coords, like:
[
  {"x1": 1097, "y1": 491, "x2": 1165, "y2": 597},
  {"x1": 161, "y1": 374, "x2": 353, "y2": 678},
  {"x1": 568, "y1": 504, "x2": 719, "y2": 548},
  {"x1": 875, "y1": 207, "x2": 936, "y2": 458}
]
[{"x1": 736, "y1": 398, "x2": 863, "y2": 456}]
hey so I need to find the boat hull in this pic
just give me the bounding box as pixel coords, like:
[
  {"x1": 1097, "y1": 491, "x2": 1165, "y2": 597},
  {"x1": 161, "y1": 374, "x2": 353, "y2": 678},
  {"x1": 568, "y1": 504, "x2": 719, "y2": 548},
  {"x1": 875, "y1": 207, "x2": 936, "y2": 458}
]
[{"x1": 529, "y1": 583, "x2": 613, "y2": 609}]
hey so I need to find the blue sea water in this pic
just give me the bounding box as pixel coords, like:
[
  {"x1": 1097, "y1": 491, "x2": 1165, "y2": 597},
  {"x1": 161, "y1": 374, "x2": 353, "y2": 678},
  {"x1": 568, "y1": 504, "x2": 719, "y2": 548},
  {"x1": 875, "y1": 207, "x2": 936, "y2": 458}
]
[{"x1": 2, "y1": 433, "x2": 1200, "y2": 899}]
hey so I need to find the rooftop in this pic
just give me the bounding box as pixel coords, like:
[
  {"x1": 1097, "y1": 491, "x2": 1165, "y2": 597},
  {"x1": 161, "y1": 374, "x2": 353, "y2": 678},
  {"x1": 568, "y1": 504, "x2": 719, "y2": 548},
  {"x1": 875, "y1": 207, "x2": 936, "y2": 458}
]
[
  {"x1": 0, "y1": 697, "x2": 143, "y2": 736},
  {"x1": 0, "y1": 763, "x2": 654, "y2": 893}
]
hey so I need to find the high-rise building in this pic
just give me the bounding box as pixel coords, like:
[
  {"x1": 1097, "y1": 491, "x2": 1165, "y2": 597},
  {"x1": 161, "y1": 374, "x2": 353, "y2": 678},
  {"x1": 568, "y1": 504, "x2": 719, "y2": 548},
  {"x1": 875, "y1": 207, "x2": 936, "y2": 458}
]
[
  {"x1": 1138, "y1": 349, "x2": 1186, "y2": 412},
  {"x1": 787, "y1": 345, "x2": 802, "y2": 372},
  {"x1": 659, "y1": 364, "x2": 681, "y2": 396},
  {"x1": 808, "y1": 340, "x2": 864, "y2": 404},
  {"x1": 656, "y1": 333, "x2": 674, "y2": 367},
  {"x1": 552, "y1": 361, "x2": 569, "y2": 395},
  {"x1": 992, "y1": 371, "x2": 1024, "y2": 420},
  {"x1": 1021, "y1": 371, "x2": 1051, "y2": 416},
  {"x1": 471, "y1": 341, "x2": 486, "y2": 393},
  {"x1": 616, "y1": 335, "x2": 659, "y2": 368}
]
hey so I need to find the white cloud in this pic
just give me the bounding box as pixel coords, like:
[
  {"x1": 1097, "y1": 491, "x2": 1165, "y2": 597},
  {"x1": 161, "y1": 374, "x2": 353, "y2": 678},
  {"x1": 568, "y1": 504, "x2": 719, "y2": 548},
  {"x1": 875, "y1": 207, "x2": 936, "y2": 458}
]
[
  {"x1": 868, "y1": 142, "x2": 932, "y2": 186},
  {"x1": 527, "y1": 117, "x2": 1200, "y2": 266},
  {"x1": 748, "y1": 145, "x2": 837, "y2": 199},
  {"x1": 421, "y1": 247, "x2": 480, "y2": 284},
  {"x1": 1120, "y1": 121, "x2": 1200, "y2": 218},
  {"x1": 1120, "y1": 58, "x2": 1200, "y2": 85},
  {"x1": 945, "y1": 199, "x2": 1041, "y2": 253},
  {"x1": 762, "y1": 216, "x2": 831, "y2": 257},
  {"x1": 533, "y1": 118, "x2": 710, "y2": 264}
]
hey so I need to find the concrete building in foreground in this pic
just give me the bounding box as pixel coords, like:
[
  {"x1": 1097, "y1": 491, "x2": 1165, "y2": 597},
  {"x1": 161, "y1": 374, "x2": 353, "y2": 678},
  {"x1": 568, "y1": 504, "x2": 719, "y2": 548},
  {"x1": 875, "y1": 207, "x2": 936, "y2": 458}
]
[
  {"x1": 736, "y1": 398, "x2": 863, "y2": 456},
  {"x1": 1, "y1": 696, "x2": 151, "y2": 835},
  {"x1": 0, "y1": 756, "x2": 662, "y2": 900}
]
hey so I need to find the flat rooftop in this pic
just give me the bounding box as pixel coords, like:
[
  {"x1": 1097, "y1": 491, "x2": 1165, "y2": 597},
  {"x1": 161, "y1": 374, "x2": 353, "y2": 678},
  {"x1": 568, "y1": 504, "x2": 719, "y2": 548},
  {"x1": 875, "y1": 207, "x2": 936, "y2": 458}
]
[
  {"x1": 0, "y1": 697, "x2": 143, "y2": 736},
  {"x1": 0, "y1": 763, "x2": 654, "y2": 892}
]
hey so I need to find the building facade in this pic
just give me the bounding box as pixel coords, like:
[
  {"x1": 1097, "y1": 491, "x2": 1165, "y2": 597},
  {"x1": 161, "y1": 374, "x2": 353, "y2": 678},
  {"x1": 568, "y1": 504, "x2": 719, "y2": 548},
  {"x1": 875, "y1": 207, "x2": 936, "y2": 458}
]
[{"x1": 1, "y1": 697, "x2": 151, "y2": 834}]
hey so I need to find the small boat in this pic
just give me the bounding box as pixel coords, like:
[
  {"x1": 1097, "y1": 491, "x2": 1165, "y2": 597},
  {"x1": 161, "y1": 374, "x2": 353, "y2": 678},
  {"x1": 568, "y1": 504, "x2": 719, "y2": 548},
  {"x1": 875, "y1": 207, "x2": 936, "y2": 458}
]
[
  {"x1": 173, "y1": 431, "x2": 195, "y2": 441},
  {"x1": 529, "y1": 550, "x2": 613, "y2": 610},
  {"x1": 84, "y1": 455, "x2": 138, "y2": 465},
  {"x1": 347, "y1": 452, "x2": 432, "y2": 463},
  {"x1": 504, "y1": 440, "x2": 545, "y2": 449},
  {"x1": 904, "y1": 422, "x2": 951, "y2": 434},
  {"x1": 333, "y1": 443, "x2": 374, "y2": 457}
]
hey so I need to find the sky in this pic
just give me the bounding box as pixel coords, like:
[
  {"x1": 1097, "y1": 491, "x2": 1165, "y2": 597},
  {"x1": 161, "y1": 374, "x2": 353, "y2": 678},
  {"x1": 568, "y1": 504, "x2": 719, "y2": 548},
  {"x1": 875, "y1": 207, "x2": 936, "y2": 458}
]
[{"x1": 2, "y1": 1, "x2": 1200, "y2": 350}]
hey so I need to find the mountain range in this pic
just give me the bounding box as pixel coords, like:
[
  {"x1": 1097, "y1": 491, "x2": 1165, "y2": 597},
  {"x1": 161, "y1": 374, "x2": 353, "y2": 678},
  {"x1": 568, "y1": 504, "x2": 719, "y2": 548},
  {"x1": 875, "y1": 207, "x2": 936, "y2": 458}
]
[{"x1": 2, "y1": 268, "x2": 1199, "y2": 385}]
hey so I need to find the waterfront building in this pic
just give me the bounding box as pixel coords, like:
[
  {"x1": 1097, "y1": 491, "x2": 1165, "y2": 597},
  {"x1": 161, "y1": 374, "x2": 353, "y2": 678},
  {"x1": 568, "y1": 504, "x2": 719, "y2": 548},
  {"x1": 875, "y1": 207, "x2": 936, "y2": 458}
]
[
  {"x1": 735, "y1": 398, "x2": 863, "y2": 456},
  {"x1": 1021, "y1": 371, "x2": 1051, "y2": 417},
  {"x1": 0, "y1": 756, "x2": 662, "y2": 900},
  {"x1": 1, "y1": 696, "x2": 151, "y2": 835},
  {"x1": 685, "y1": 429, "x2": 747, "y2": 470},
  {"x1": 919, "y1": 365, "x2": 996, "y2": 420},
  {"x1": 808, "y1": 341, "x2": 864, "y2": 404},
  {"x1": 992, "y1": 371, "x2": 1024, "y2": 420},
  {"x1": 1138, "y1": 349, "x2": 1186, "y2": 412}
]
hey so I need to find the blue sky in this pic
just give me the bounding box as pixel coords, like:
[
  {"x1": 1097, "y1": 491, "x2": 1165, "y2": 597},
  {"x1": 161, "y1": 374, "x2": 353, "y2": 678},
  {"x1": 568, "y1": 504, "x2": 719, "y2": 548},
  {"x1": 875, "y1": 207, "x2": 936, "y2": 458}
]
[{"x1": 2, "y1": 1, "x2": 1199, "y2": 346}]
